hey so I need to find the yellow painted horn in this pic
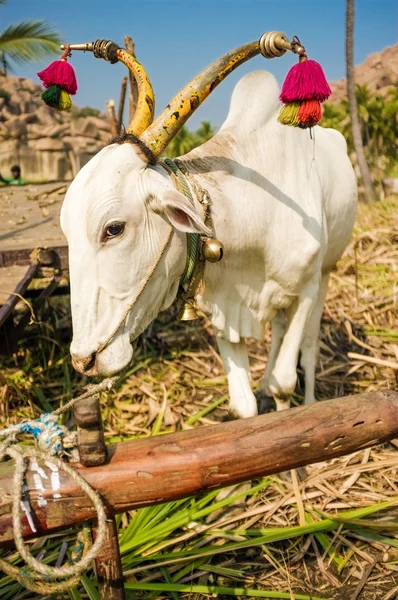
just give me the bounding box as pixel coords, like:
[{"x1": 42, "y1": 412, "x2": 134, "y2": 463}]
[
  {"x1": 115, "y1": 48, "x2": 155, "y2": 136},
  {"x1": 60, "y1": 40, "x2": 155, "y2": 137},
  {"x1": 140, "y1": 31, "x2": 304, "y2": 157}
]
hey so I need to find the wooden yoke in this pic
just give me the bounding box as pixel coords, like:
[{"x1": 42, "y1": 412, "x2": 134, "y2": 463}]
[
  {"x1": 1, "y1": 390, "x2": 398, "y2": 600},
  {"x1": 1, "y1": 389, "x2": 398, "y2": 548}
]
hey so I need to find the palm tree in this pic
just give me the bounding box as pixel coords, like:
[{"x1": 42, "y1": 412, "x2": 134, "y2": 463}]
[
  {"x1": 345, "y1": 0, "x2": 376, "y2": 201},
  {"x1": 322, "y1": 85, "x2": 398, "y2": 180},
  {"x1": 165, "y1": 121, "x2": 217, "y2": 158},
  {"x1": 165, "y1": 126, "x2": 197, "y2": 158},
  {"x1": 194, "y1": 120, "x2": 216, "y2": 145},
  {"x1": 0, "y1": 0, "x2": 61, "y2": 76}
]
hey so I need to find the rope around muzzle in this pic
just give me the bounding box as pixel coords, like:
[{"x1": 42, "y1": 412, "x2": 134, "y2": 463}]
[
  {"x1": 0, "y1": 378, "x2": 116, "y2": 594},
  {"x1": 95, "y1": 224, "x2": 174, "y2": 356}
]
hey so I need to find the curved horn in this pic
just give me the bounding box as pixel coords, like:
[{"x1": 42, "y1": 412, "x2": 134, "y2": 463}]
[
  {"x1": 61, "y1": 40, "x2": 155, "y2": 136},
  {"x1": 140, "y1": 31, "x2": 304, "y2": 157},
  {"x1": 115, "y1": 48, "x2": 154, "y2": 136}
]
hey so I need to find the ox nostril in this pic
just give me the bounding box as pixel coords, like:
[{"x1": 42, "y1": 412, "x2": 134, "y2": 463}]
[
  {"x1": 72, "y1": 352, "x2": 97, "y2": 374},
  {"x1": 84, "y1": 353, "x2": 97, "y2": 371}
]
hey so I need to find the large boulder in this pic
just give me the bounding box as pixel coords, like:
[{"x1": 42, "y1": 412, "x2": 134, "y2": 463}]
[
  {"x1": 70, "y1": 117, "x2": 101, "y2": 139},
  {"x1": 33, "y1": 137, "x2": 66, "y2": 151},
  {"x1": 3, "y1": 117, "x2": 28, "y2": 140},
  {"x1": 329, "y1": 44, "x2": 398, "y2": 103},
  {"x1": 39, "y1": 123, "x2": 71, "y2": 138},
  {"x1": 0, "y1": 74, "x2": 111, "y2": 181}
]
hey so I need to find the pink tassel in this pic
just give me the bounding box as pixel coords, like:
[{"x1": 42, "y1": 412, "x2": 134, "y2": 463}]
[
  {"x1": 280, "y1": 55, "x2": 331, "y2": 104},
  {"x1": 37, "y1": 51, "x2": 77, "y2": 95}
]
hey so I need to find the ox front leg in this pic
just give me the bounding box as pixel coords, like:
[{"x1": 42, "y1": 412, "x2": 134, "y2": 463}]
[
  {"x1": 217, "y1": 338, "x2": 258, "y2": 419},
  {"x1": 268, "y1": 280, "x2": 319, "y2": 411}
]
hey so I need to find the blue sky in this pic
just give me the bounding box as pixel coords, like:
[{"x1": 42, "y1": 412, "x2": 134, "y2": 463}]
[{"x1": 2, "y1": 0, "x2": 397, "y2": 129}]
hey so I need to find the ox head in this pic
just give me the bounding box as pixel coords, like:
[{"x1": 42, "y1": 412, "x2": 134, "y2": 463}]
[{"x1": 61, "y1": 135, "x2": 210, "y2": 376}]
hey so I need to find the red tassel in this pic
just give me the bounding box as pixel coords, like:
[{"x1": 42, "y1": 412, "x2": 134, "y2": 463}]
[
  {"x1": 298, "y1": 99, "x2": 322, "y2": 128},
  {"x1": 37, "y1": 49, "x2": 77, "y2": 95},
  {"x1": 280, "y1": 55, "x2": 331, "y2": 104}
]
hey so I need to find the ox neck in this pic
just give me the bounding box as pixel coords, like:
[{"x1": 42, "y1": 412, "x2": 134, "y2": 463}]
[
  {"x1": 159, "y1": 158, "x2": 210, "y2": 318},
  {"x1": 159, "y1": 157, "x2": 201, "y2": 288}
]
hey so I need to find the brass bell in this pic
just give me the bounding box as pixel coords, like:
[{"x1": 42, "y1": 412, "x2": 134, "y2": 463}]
[
  {"x1": 203, "y1": 238, "x2": 224, "y2": 262},
  {"x1": 179, "y1": 302, "x2": 200, "y2": 321}
]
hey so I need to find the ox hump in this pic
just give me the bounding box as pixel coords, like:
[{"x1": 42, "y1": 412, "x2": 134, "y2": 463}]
[{"x1": 221, "y1": 70, "x2": 280, "y2": 133}]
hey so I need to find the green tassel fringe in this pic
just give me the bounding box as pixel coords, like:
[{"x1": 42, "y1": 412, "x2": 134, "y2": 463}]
[
  {"x1": 41, "y1": 85, "x2": 61, "y2": 108},
  {"x1": 41, "y1": 85, "x2": 72, "y2": 112}
]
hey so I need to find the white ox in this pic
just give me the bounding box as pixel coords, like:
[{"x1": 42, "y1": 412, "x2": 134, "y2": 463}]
[{"x1": 61, "y1": 68, "x2": 357, "y2": 418}]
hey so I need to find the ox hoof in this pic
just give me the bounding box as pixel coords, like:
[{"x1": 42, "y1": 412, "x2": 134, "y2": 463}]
[
  {"x1": 222, "y1": 405, "x2": 257, "y2": 421},
  {"x1": 255, "y1": 389, "x2": 276, "y2": 414},
  {"x1": 222, "y1": 411, "x2": 239, "y2": 422}
]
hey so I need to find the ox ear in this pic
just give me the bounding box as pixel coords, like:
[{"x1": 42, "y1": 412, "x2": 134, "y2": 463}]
[{"x1": 155, "y1": 188, "x2": 212, "y2": 235}]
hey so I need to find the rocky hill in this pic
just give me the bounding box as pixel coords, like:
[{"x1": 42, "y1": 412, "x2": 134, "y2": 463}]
[
  {"x1": 329, "y1": 44, "x2": 398, "y2": 103},
  {"x1": 0, "y1": 74, "x2": 111, "y2": 182}
]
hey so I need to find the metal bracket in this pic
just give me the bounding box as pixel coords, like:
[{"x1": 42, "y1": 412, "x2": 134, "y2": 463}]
[
  {"x1": 60, "y1": 39, "x2": 120, "y2": 63},
  {"x1": 259, "y1": 31, "x2": 306, "y2": 59}
]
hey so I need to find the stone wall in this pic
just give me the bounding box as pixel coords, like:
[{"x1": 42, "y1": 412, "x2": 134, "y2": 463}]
[{"x1": 0, "y1": 74, "x2": 111, "y2": 182}]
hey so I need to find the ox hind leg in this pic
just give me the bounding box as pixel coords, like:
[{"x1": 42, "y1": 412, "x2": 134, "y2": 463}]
[
  {"x1": 268, "y1": 278, "x2": 320, "y2": 411},
  {"x1": 299, "y1": 273, "x2": 330, "y2": 405},
  {"x1": 255, "y1": 311, "x2": 286, "y2": 412},
  {"x1": 217, "y1": 338, "x2": 258, "y2": 419}
]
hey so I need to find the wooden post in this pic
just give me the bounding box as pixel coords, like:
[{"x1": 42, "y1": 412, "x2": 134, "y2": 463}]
[
  {"x1": 124, "y1": 36, "x2": 138, "y2": 123},
  {"x1": 1, "y1": 389, "x2": 398, "y2": 545},
  {"x1": 93, "y1": 518, "x2": 125, "y2": 600},
  {"x1": 117, "y1": 76, "x2": 128, "y2": 134},
  {"x1": 74, "y1": 395, "x2": 114, "y2": 599},
  {"x1": 106, "y1": 100, "x2": 118, "y2": 137},
  {"x1": 74, "y1": 394, "x2": 107, "y2": 468}
]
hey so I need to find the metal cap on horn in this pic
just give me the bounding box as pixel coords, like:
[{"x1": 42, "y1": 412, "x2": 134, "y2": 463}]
[
  {"x1": 140, "y1": 31, "x2": 305, "y2": 157},
  {"x1": 60, "y1": 39, "x2": 155, "y2": 136}
]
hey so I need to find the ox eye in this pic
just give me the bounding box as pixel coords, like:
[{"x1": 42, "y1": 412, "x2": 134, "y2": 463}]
[{"x1": 104, "y1": 222, "x2": 125, "y2": 240}]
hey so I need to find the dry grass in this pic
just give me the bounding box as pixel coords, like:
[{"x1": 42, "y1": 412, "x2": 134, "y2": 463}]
[{"x1": 0, "y1": 196, "x2": 397, "y2": 599}]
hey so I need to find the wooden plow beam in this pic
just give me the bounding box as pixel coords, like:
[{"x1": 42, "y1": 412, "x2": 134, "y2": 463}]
[
  {"x1": 1, "y1": 389, "x2": 397, "y2": 546},
  {"x1": 0, "y1": 246, "x2": 69, "y2": 354}
]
